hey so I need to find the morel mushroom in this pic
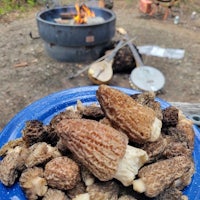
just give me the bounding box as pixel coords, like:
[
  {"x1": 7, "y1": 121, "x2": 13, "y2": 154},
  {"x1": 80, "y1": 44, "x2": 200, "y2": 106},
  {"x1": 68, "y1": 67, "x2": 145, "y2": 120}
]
[
  {"x1": 25, "y1": 142, "x2": 61, "y2": 168},
  {"x1": 132, "y1": 156, "x2": 194, "y2": 197},
  {"x1": 19, "y1": 167, "x2": 48, "y2": 200},
  {"x1": 96, "y1": 85, "x2": 162, "y2": 144},
  {"x1": 43, "y1": 188, "x2": 69, "y2": 200},
  {"x1": 131, "y1": 91, "x2": 163, "y2": 121},
  {"x1": 87, "y1": 181, "x2": 119, "y2": 200},
  {"x1": 176, "y1": 118, "x2": 194, "y2": 150},
  {"x1": 154, "y1": 187, "x2": 188, "y2": 200},
  {"x1": 44, "y1": 156, "x2": 80, "y2": 190},
  {"x1": 162, "y1": 106, "x2": 179, "y2": 127},
  {"x1": 141, "y1": 136, "x2": 168, "y2": 163},
  {"x1": 56, "y1": 118, "x2": 148, "y2": 186},
  {"x1": 22, "y1": 120, "x2": 46, "y2": 146},
  {"x1": 76, "y1": 100, "x2": 104, "y2": 120},
  {"x1": 0, "y1": 138, "x2": 25, "y2": 157},
  {"x1": 0, "y1": 146, "x2": 29, "y2": 186}
]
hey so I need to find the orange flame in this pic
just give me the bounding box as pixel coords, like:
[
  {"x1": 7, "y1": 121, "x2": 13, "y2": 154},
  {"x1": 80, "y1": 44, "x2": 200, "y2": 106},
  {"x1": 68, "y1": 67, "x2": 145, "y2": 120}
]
[{"x1": 74, "y1": 3, "x2": 95, "y2": 24}]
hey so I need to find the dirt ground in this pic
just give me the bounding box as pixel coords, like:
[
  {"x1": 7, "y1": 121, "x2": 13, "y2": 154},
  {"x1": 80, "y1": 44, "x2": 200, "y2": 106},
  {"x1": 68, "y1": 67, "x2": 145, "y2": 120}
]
[{"x1": 0, "y1": 0, "x2": 200, "y2": 131}]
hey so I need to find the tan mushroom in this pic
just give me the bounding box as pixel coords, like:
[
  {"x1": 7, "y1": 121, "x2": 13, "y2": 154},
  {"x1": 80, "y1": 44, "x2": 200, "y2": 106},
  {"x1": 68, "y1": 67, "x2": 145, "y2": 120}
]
[
  {"x1": 19, "y1": 167, "x2": 48, "y2": 200},
  {"x1": 141, "y1": 136, "x2": 168, "y2": 163},
  {"x1": 0, "y1": 146, "x2": 29, "y2": 186},
  {"x1": 154, "y1": 187, "x2": 188, "y2": 200},
  {"x1": 176, "y1": 117, "x2": 195, "y2": 150},
  {"x1": 0, "y1": 138, "x2": 25, "y2": 157},
  {"x1": 56, "y1": 118, "x2": 148, "y2": 186},
  {"x1": 132, "y1": 156, "x2": 194, "y2": 197},
  {"x1": 25, "y1": 142, "x2": 61, "y2": 168},
  {"x1": 86, "y1": 181, "x2": 119, "y2": 200},
  {"x1": 76, "y1": 100, "x2": 104, "y2": 120},
  {"x1": 96, "y1": 85, "x2": 162, "y2": 144},
  {"x1": 42, "y1": 188, "x2": 69, "y2": 200},
  {"x1": 131, "y1": 91, "x2": 163, "y2": 121},
  {"x1": 44, "y1": 156, "x2": 80, "y2": 190}
]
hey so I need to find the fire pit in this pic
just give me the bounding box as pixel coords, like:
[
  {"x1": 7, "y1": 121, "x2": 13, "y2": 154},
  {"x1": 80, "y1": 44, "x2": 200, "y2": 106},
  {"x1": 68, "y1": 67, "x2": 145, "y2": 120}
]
[{"x1": 36, "y1": 5, "x2": 116, "y2": 62}]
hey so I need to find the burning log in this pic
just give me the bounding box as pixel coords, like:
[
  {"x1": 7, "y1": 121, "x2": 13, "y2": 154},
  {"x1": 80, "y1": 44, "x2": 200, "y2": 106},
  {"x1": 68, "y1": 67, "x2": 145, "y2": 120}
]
[
  {"x1": 54, "y1": 4, "x2": 105, "y2": 25},
  {"x1": 60, "y1": 12, "x2": 76, "y2": 19},
  {"x1": 74, "y1": 3, "x2": 95, "y2": 24}
]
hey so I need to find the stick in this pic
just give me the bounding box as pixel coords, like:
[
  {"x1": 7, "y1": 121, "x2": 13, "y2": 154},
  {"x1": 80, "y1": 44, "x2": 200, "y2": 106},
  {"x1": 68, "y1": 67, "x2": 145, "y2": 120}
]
[
  {"x1": 67, "y1": 38, "x2": 136, "y2": 79},
  {"x1": 14, "y1": 62, "x2": 28, "y2": 68}
]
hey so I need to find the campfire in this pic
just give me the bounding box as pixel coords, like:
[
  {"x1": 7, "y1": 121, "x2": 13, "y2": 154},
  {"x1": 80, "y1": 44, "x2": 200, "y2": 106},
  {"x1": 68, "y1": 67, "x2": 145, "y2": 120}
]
[
  {"x1": 54, "y1": 3, "x2": 105, "y2": 25},
  {"x1": 74, "y1": 3, "x2": 95, "y2": 24},
  {"x1": 36, "y1": 4, "x2": 116, "y2": 62}
]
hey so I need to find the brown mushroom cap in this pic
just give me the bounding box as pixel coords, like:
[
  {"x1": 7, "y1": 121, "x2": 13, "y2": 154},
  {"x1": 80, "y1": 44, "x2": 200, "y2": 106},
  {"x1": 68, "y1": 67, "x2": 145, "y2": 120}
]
[
  {"x1": 96, "y1": 84, "x2": 162, "y2": 143},
  {"x1": 87, "y1": 181, "x2": 119, "y2": 200},
  {"x1": 43, "y1": 188, "x2": 69, "y2": 200},
  {"x1": 56, "y1": 118, "x2": 128, "y2": 181},
  {"x1": 25, "y1": 142, "x2": 61, "y2": 168},
  {"x1": 44, "y1": 156, "x2": 80, "y2": 190},
  {"x1": 0, "y1": 146, "x2": 28, "y2": 186},
  {"x1": 133, "y1": 156, "x2": 193, "y2": 197}
]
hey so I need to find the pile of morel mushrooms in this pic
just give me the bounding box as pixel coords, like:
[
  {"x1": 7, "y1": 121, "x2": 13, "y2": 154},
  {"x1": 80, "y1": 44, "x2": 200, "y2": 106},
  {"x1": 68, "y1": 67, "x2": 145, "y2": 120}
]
[{"x1": 0, "y1": 85, "x2": 195, "y2": 200}]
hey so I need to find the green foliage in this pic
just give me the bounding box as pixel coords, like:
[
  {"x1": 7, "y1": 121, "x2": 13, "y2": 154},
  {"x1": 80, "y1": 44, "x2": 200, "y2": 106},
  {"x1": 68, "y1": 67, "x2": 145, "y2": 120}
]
[{"x1": 0, "y1": 0, "x2": 37, "y2": 15}]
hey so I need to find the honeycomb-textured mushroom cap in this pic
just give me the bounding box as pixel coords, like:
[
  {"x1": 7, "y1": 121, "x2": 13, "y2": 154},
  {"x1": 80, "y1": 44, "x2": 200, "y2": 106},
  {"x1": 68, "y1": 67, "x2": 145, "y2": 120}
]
[
  {"x1": 22, "y1": 120, "x2": 46, "y2": 146},
  {"x1": 56, "y1": 118, "x2": 128, "y2": 182},
  {"x1": 176, "y1": 118, "x2": 194, "y2": 150},
  {"x1": 141, "y1": 136, "x2": 167, "y2": 163},
  {"x1": 133, "y1": 156, "x2": 194, "y2": 197},
  {"x1": 131, "y1": 91, "x2": 163, "y2": 121},
  {"x1": 43, "y1": 188, "x2": 69, "y2": 200},
  {"x1": 50, "y1": 109, "x2": 82, "y2": 129},
  {"x1": 154, "y1": 187, "x2": 187, "y2": 200},
  {"x1": 87, "y1": 181, "x2": 119, "y2": 200},
  {"x1": 0, "y1": 146, "x2": 29, "y2": 186},
  {"x1": 96, "y1": 85, "x2": 162, "y2": 143},
  {"x1": 56, "y1": 118, "x2": 148, "y2": 186},
  {"x1": 44, "y1": 156, "x2": 80, "y2": 190},
  {"x1": 163, "y1": 138, "x2": 192, "y2": 158},
  {"x1": 162, "y1": 106, "x2": 179, "y2": 127}
]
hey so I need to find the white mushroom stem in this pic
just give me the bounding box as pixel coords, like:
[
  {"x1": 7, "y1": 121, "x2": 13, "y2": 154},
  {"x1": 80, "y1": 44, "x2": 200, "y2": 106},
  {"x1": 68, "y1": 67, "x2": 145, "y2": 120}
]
[
  {"x1": 149, "y1": 117, "x2": 162, "y2": 142},
  {"x1": 132, "y1": 179, "x2": 146, "y2": 193},
  {"x1": 72, "y1": 193, "x2": 90, "y2": 200},
  {"x1": 114, "y1": 145, "x2": 149, "y2": 186}
]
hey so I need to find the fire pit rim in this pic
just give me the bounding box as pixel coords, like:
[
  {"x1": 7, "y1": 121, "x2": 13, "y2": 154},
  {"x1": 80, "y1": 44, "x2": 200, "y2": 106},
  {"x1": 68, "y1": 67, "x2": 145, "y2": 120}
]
[{"x1": 36, "y1": 6, "x2": 116, "y2": 27}]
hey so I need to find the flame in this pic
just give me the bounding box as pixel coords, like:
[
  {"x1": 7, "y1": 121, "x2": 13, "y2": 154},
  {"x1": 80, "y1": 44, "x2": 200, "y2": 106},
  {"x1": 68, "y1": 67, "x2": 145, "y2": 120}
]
[{"x1": 74, "y1": 3, "x2": 95, "y2": 24}]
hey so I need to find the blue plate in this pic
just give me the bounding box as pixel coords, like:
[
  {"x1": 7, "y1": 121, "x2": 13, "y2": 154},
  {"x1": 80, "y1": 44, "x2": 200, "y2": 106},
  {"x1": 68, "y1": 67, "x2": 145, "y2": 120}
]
[{"x1": 0, "y1": 86, "x2": 200, "y2": 200}]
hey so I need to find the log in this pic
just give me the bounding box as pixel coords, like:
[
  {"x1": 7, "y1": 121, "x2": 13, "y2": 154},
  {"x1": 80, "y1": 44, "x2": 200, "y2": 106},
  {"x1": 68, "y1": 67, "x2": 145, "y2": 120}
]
[{"x1": 170, "y1": 102, "x2": 200, "y2": 116}]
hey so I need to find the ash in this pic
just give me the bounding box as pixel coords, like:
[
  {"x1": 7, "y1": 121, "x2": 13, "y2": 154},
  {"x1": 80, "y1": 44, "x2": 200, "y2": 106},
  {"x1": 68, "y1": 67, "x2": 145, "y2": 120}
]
[
  {"x1": 54, "y1": 16, "x2": 105, "y2": 25},
  {"x1": 86, "y1": 16, "x2": 105, "y2": 24}
]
